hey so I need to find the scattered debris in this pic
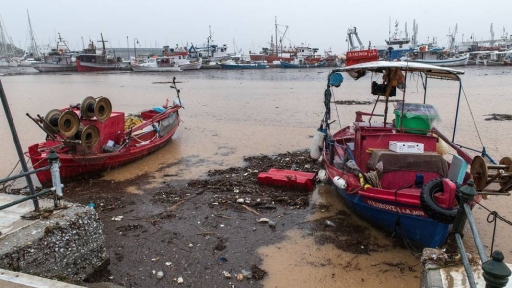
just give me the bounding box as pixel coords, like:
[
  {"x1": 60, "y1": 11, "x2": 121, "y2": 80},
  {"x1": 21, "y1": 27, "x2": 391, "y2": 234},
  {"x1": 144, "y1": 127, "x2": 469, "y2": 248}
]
[
  {"x1": 241, "y1": 269, "x2": 252, "y2": 279},
  {"x1": 222, "y1": 271, "x2": 232, "y2": 279},
  {"x1": 236, "y1": 273, "x2": 244, "y2": 281},
  {"x1": 251, "y1": 265, "x2": 267, "y2": 281},
  {"x1": 187, "y1": 150, "x2": 322, "y2": 210},
  {"x1": 258, "y1": 218, "x2": 270, "y2": 223},
  {"x1": 485, "y1": 113, "x2": 512, "y2": 121},
  {"x1": 111, "y1": 216, "x2": 123, "y2": 221},
  {"x1": 333, "y1": 100, "x2": 373, "y2": 105},
  {"x1": 268, "y1": 221, "x2": 277, "y2": 229},
  {"x1": 219, "y1": 256, "x2": 228, "y2": 263},
  {"x1": 58, "y1": 149, "x2": 393, "y2": 286},
  {"x1": 156, "y1": 271, "x2": 164, "y2": 279},
  {"x1": 325, "y1": 220, "x2": 336, "y2": 227},
  {"x1": 242, "y1": 204, "x2": 260, "y2": 215}
]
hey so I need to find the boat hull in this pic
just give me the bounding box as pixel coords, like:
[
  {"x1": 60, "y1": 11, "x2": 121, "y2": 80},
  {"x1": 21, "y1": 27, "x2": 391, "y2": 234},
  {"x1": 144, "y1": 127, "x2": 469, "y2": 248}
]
[
  {"x1": 403, "y1": 55, "x2": 469, "y2": 67},
  {"x1": 28, "y1": 108, "x2": 181, "y2": 186},
  {"x1": 76, "y1": 60, "x2": 130, "y2": 72},
  {"x1": 249, "y1": 54, "x2": 293, "y2": 63},
  {"x1": 131, "y1": 65, "x2": 181, "y2": 72},
  {"x1": 332, "y1": 182, "x2": 450, "y2": 248},
  {"x1": 280, "y1": 60, "x2": 327, "y2": 68},
  {"x1": 179, "y1": 62, "x2": 202, "y2": 70},
  {"x1": 219, "y1": 63, "x2": 267, "y2": 69},
  {"x1": 33, "y1": 63, "x2": 77, "y2": 72}
]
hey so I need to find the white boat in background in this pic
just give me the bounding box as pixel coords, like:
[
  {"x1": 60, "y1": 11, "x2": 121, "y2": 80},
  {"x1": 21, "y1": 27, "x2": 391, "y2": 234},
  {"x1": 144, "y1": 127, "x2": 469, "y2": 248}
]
[
  {"x1": 19, "y1": 58, "x2": 43, "y2": 67},
  {"x1": 33, "y1": 53, "x2": 76, "y2": 72},
  {"x1": 467, "y1": 51, "x2": 490, "y2": 65},
  {"x1": 178, "y1": 57, "x2": 202, "y2": 70},
  {"x1": 131, "y1": 57, "x2": 181, "y2": 72},
  {"x1": 402, "y1": 45, "x2": 468, "y2": 67},
  {"x1": 0, "y1": 58, "x2": 17, "y2": 67},
  {"x1": 219, "y1": 59, "x2": 268, "y2": 69},
  {"x1": 159, "y1": 45, "x2": 202, "y2": 70},
  {"x1": 485, "y1": 51, "x2": 512, "y2": 66}
]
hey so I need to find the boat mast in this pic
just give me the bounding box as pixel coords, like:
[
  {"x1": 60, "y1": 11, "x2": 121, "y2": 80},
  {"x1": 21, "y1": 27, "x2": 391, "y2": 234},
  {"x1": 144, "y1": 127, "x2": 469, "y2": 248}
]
[
  {"x1": 388, "y1": 17, "x2": 391, "y2": 42},
  {"x1": 100, "y1": 33, "x2": 106, "y2": 55},
  {"x1": 490, "y1": 23, "x2": 495, "y2": 46},
  {"x1": 26, "y1": 10, "x2": 41, "y2": 58},
  {"x1": 57, "y1": 32, "x2": 70, "y2": 53},
  {"x1": 412, "y1": 20, "x2": 418, "y2": 47},
  {"x1": 0, "y1": 17, "x2": 7, "y2": 58},
  {"x1": 207, "y1": 25, "x2": 212, "y2": 59},
  {"x1": 274, "y1": 16, "x2": 289, "y2": 57},
  {"x1": 275, "y1": 16, "x2": 278, "y2": 55}
]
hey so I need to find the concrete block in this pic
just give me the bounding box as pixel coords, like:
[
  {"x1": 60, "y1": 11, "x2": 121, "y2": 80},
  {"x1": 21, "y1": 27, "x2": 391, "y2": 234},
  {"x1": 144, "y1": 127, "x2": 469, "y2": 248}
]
[{"x1": 0, "y1": 202, "x2": 107, "y2": 282}]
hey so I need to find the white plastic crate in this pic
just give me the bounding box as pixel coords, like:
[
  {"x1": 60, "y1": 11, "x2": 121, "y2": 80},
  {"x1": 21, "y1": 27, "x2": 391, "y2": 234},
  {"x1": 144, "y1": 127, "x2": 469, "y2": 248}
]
[{"x1": 389, "y1": 141, "x2": 424, "y2": 153}]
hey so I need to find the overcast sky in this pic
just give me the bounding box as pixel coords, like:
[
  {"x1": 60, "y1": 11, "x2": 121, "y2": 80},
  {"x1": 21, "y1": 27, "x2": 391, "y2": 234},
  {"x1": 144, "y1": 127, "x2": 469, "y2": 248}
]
[{"x1": 2, "y1": 0, "x2": 510, "y2": 55}]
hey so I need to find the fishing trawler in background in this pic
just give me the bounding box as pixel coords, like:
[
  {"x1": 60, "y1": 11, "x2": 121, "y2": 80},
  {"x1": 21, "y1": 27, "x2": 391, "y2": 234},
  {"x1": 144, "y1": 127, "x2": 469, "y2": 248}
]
[
  {"x1": 249, "y1": 17, "x2": 294, "y2": 63},
  {"x1": 375, "y1": 20, "x2": 417, "y2": 60},
  {"x1": 187, "y1": 26, "x2": 231, "y2": 63},
  {"x1": 33, "y1": 33, "x2": 77, "y2": 72},
  {"x1": 75, "y1": 34, "x2": 130, "y2": 72},
  {"x1": 344, "y1": 27, "x2": 379, "y2": 67},
  {"x1": 249, "y1": 17, "x2": 335, "y2": 65}
]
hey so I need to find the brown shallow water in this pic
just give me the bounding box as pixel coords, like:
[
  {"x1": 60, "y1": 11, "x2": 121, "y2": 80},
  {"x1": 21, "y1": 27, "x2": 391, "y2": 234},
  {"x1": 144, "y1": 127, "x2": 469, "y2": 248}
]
[{"x1": 1, "y1": 66, "x2": 512, "y2": 287}]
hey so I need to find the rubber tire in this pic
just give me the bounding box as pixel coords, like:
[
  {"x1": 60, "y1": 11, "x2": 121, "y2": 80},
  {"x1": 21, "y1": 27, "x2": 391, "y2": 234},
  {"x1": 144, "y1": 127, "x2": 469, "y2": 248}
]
[{"x1": 420, "y1": 178, "x2": 459, "y2": 224}]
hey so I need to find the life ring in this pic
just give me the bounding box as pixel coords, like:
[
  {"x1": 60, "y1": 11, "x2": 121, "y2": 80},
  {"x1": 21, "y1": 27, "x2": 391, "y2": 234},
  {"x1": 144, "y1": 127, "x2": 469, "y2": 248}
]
[{"x1": 420, "y1": 178, "x2": 460, "y2": 224}]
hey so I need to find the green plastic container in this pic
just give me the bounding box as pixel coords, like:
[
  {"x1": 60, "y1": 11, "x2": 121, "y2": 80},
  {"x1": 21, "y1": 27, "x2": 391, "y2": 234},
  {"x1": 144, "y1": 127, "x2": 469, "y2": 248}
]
[{"x1": 394, "y1": 109, "x2": 436, "y2": 134}]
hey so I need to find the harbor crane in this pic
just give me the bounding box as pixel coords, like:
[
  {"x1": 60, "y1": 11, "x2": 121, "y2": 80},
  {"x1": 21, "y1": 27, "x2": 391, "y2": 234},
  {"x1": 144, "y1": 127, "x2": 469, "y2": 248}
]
[{"x1": 347, "y1": 27, "x2": 364, "y2": 51}]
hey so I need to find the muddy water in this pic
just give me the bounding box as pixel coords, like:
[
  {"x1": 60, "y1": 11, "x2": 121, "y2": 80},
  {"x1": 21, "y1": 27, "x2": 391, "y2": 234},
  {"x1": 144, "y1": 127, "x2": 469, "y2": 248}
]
[{"x1": 1, "y1": 66, "x2": 512, "y2": 286}]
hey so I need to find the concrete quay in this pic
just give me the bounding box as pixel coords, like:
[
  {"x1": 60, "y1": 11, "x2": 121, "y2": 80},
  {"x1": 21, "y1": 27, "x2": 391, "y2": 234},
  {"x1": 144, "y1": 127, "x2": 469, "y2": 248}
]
[{"x1": 0, "y1": 193, "x2": 108, "y2": 287}]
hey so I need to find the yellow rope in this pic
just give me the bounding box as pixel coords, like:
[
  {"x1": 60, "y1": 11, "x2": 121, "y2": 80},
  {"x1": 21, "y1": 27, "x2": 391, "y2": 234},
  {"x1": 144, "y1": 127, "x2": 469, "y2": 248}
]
[{"x1": 125, "y1": 116, "x2": 143, "y2": 130}]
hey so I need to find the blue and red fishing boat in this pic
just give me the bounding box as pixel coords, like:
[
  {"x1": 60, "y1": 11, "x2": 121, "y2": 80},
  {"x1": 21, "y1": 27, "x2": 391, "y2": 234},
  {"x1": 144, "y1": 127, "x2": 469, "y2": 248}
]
[{"x1": 312, "y1": 61, "x2": 505, "y2": 248}]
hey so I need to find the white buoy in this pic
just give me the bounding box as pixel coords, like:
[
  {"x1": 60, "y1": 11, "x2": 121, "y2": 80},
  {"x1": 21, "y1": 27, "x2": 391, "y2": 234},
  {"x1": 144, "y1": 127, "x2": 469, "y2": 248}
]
[
  {"x1": 310, "y1": 130, "x2": 325, "y2": 160},
  {"x1": 333, "y1": 176, "x2": 347, "y2": 189}
]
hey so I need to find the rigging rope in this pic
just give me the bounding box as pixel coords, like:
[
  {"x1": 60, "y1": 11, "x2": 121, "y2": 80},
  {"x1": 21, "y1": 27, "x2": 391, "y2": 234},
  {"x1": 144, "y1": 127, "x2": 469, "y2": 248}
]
[
  {"x1": 328, "y1": 87, "x2": 344, "y2": 132},
  {"x1": 461, "y1": 85, "x2": 485, "y2": 147}
]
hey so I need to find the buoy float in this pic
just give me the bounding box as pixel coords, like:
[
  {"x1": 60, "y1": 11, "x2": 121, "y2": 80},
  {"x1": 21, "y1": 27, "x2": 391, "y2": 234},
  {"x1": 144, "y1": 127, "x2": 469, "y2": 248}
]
[
  {"x1": 333, "y1": 176, "x2": 347, "y2": 189},
  {"x1": 310, "y1": 129, "x2": 325, "y2": 160},
  {"x1": 436, "y1": 137, "x2": 449, "y2": 156}
]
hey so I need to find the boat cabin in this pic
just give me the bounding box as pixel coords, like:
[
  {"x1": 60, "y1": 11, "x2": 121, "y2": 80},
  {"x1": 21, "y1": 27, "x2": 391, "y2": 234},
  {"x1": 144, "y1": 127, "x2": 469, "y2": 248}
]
[{"x1": 324, "y1": 62, "x2": 469, "y2": 193}]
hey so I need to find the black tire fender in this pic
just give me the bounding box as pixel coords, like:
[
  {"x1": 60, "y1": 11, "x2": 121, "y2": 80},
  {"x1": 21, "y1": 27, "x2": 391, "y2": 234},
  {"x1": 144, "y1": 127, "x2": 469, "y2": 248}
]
[{"x1": 420, "y1": 178, "x2": 459, "y2": 224}]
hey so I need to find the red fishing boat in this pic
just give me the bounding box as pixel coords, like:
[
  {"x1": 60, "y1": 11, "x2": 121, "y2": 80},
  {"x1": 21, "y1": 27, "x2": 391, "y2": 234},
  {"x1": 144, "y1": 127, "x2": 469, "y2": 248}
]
[
  {"x1": 26, "y1": 79, "x2": 183, "y2": 186},
  {"x1": 312, "y1": 61, "x2": 510, "y2": 248},
  {"x1": 75, "y1": 33, "x2": 130, "y2": 72}
]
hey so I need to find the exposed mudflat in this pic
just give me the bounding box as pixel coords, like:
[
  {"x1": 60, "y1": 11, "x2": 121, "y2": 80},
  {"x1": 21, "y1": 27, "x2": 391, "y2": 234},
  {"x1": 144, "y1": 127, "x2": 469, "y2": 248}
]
[{"x1": 26, "y1": 150, "x2": 414, "y2": 287}]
